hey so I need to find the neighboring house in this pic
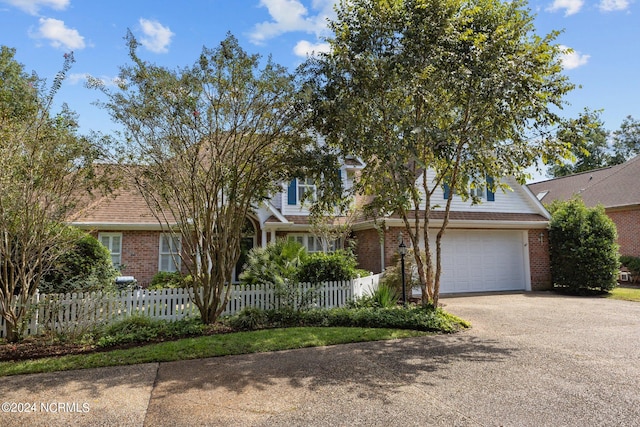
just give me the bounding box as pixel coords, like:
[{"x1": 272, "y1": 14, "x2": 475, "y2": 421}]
[
  {"x1": 528, "y1": 155, "x2": 640, "y2": 259},
  {"x1": 71, "y1": 161, "x2": 552, "y2": 293}
]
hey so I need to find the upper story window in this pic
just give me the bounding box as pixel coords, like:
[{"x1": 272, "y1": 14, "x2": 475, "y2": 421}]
[
  {"x1": 287, "y1": 178, "x2": 317, "y2": 205},
  {"x1": 98, "y1": 232, "x2": 122, "y2": 269},
  {"x1": 444, "y1": 176, "x2": 495, "y2": 202},
  {"x1": 298, "y1": 178, "x2": 317, "y2": 202},
  {"x1": 159, "y1": 234, "x2": 181, "y2": 273},
  {"x1": 469, "y1": 182, "x2": 486, "y2": 199}
]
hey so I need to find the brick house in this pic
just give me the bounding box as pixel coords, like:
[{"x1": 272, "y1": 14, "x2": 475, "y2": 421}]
[
  {"x1": 528, "y1": 155, "x2": 640, "y2": 259},
  {"x1": 71, "y1": 161, "x2": 552, "y2": 293}
]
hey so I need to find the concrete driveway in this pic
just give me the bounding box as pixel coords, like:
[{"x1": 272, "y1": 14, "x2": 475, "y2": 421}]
[{"x1": 1, "y1": 293, "x2": 640, "y2": 426}]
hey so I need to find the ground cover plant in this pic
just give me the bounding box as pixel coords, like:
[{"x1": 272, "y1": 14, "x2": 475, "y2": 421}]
[{"x1": 0, "y1": 301, "x2": 469, "y2": 376}]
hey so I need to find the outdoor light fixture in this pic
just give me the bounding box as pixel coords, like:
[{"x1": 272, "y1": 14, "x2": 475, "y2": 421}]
[
  {"x1": 539, "y1": 232, "x2": 545, "y2": 243},
  {"x1": 398, "y1": 233, "x2": 407, "y2": 306}
]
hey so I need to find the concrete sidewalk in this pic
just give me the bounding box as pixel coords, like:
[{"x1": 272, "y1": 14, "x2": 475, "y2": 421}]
[{"x1": 2, "y1": 293, "x2": 640, "y2": 426}]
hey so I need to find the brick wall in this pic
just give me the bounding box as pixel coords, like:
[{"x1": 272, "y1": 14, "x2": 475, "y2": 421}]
[
  {"x1": 528, "y1": 229, "x2": 551, "y2": 291},
  {"x1": 353, "y1": 228, "x2": 383, "y2": 273},
  {"x1": 90, "y1": 229, "x2": 163, "y2": 286},
  {"x1": 383, "y1": 228, "x2": 407, "y2": 270},
  {"x1": 118, "y1": 230, "x2": 162, "y2": 287},
  {"x1": 606, "y1": 208, "x2": 640, "y2": 257}
]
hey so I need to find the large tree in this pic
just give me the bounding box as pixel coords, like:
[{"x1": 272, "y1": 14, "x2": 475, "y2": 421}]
[
  {"x1": 0, "y1": 47, "x2": 102, "y2": 341},
  {"x1": 303, "y1": 0, "x2": 574, "y2": 306},
  {"x1": 548, "y1": 112, "x2": 640, "y2": 178},
  {"x1": 611, "y1": 115, "x2": 640, "y2": 163},
  {"x1": 93, "y1": 33, "x2": 314, "y2": 323},
  {"x1": 547, "y1": 109, "x2": 612, "y2": 177}
]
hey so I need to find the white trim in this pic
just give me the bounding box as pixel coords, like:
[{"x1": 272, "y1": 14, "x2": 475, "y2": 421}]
[
  {"x1": 266, "y1": 201, "x2": 290, "y2": 223},
  {"x1": 73, "y1": 222, "x2": 171, "y2": 231},
  {"x1": 98, "y1": 232, "x2": 123, "y2": 268},
  {"x1": 380, "y1": 232, "x2": 385, "y2": 271},
  {"x1": 522, "y1": 230, "x2": 532, "y2": 291},
  {"x1": 351, "y1": 218, "x2": 549, "y2": 231},
  {"x1": 522, "y1": 184, "x2": 552, "y2": 220}
]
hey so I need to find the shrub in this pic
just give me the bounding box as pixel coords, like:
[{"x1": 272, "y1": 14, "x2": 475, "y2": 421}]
[
  {"x1": 226, "y1": 307, "x2": 269, "y2": 331},
  {"x1": 349, "y1": 283, "x2": 400, "y2": 309},
  {"x1": 148, "y1": 272, "x2": 192, "y2": 290},
  {"x1": 96, "y1": 316, "x2": 203, "y2": 348},
  {"x1": 548, "y1": 198, "x2": 619, "y2": 293},
  {"x1": 240, "y1": 239, "x2": 307, "y2": 286},
  {"x1": 354, "y1": 269, "x2": 372, "y2": 278},
  {"x1": 240, "y1": 240, "x2": 319, "y2": 310},
  {"x1": 40, "y1": 228, "x2": 119, "y2": 294},
  {"x1": 298, "y1": 250, "x2": 358, "y2": 283},
  {"x1": 223, "y1": 305, "x2": 469, "y2": 333},
  {"x1": 381, "y1": 248, "x2": 423, "y2": 296}
]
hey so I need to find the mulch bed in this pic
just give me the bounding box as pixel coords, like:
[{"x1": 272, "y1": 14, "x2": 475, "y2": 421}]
[
  {"x1": 0, "y1": 324, "x2": 236, "y2": 362},
  {"x1": 0, "y1": 340, "x2": 97, "y2": 362}
]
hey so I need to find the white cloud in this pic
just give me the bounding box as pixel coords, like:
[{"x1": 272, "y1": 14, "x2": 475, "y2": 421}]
[
  {"x1": 138, "y1": 18, "x2": 174, "y2": 54},
  {"x1": 1, "y1": 0, "x2": 69, "y2": 15},
  {"x1": 559, "y1": 45, "x2": 590, "y2": 70},
  {"x1": 547, "y1": 0, "x2": 584, "y2": 15},
  {"x1": 31, "y1": 17, "x2": 85, "y2": 50},
  {"x1": 293, "y1": 40, "x2": 330, "y2": 57},
  {"x1": 599, "y1": 0, "x2": 630, "y2": 11},
  {"x1": 250, "y1": 0, "x2": 336, "y2": 44},
  {"x1": 67, "y1": 73, "x2": 87, "y2": 85}
]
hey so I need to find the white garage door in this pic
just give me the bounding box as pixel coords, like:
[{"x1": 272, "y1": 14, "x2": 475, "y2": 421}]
[{"x1": 437, "y1": 230, "x2": 527, "y2": 293}]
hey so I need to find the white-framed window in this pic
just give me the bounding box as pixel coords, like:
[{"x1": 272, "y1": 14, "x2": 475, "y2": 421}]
[
  {"x1": 289, "y1": 234, "x2": 341, "y2": 253},
  {"x1": 98, "y1": 232, "x2": 122, "y2": 269},
  {"x1": 469, "y1": 182, "x2": 485, "y2": 199},
  {"x1": 159, "y1": 234, "x2": 181, "y2": 272},
  {"x1": 298, "y1": 178, "x2": 317, "y2": 203}
]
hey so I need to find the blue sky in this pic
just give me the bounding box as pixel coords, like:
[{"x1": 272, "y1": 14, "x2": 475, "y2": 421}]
[{"x1": 1, "y1": 0, "x2": 638, "y2": 179}]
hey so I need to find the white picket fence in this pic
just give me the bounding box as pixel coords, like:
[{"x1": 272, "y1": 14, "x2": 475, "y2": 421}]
[{"x1": 0, "y1": 274, "x2": 382, "y2": 338}]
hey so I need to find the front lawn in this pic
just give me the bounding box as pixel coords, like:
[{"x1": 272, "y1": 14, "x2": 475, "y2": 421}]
[
  {"x1": 0, "y1": 327, "x2": 429, "y2": 377},
  {"x1": 0, "y1": 304, "x2": 470, "y2": 377},
  {"x1": 607, "y1": 286, "x2": 640, "y2": 302}
]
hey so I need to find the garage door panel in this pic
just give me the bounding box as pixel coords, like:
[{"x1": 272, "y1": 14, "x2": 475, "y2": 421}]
[{"x1": 434, "y1": 230, "x2": 527, "y2": 293}]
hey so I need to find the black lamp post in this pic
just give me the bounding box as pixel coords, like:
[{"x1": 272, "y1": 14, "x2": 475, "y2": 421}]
[{"x1": 398, "y1": 233, "x2": 407, "y2": 306}]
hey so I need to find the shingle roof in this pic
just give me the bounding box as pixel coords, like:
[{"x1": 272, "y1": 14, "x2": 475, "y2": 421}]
[
  {"x1": 528, "y1": 155, "x2": 640, "y2": 209},
  {"x1": 70, "y1": 187, "x2": 174, "y2": 225}
]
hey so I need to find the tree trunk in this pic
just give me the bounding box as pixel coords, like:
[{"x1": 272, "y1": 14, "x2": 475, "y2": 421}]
[{"x1": 4, "y1": 317, "x2": 20, "y2": 343}]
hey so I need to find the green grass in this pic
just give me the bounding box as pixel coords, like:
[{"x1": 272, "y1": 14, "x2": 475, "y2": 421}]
[
  {"x1": 607, "y1": 286, "x2": 640, "y2": 302},
  {"x1": 0, "y1": 327, "x2": 429, "y2": 377}
]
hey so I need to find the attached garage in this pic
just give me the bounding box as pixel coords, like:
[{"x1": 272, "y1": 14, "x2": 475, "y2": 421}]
[
  {"x1": 358, "y1": 175, "x2": 552, "y2": 293},
  {"x1": 434, "y1": 230, "x2": 529, "y2": 294}
]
